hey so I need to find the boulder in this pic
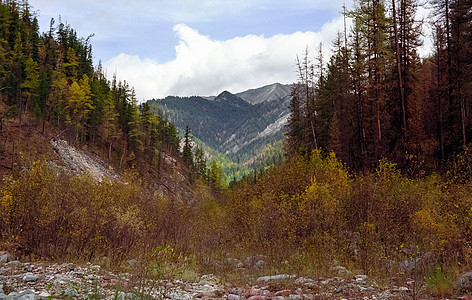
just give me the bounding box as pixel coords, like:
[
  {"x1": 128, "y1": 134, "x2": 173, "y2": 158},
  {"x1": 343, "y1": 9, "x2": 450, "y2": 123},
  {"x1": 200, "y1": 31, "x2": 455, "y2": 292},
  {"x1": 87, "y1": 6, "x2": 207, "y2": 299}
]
[
  {"x1": 0, "y1": 254, "x2": 15, "y2": 264},
  {"x1": 23, "y1": 273, "x2": 38, "y2": 282},
  {"x1": 256, "y1": 274, "x2": 296, "y2": 282},
  {"x1": 455, "y1": 272, "x2": 472, "y2": 293},
  {"x1": 330, "y1": 266, "x2": 352, "y2": 277},
  {"x1": 274, "y1": 289, "x2": 292, "y2": 297}
]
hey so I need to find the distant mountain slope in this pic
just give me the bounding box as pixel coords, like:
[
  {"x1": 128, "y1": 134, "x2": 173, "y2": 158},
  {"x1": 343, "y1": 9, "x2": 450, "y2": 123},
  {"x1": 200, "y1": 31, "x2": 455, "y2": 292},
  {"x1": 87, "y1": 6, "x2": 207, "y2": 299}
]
[
  {"x1": 236, "y1": 83, "x2": 292, "y2": 105},
  {"x1": 148, "y1": 83, "x2": 292, "y2": 170}
]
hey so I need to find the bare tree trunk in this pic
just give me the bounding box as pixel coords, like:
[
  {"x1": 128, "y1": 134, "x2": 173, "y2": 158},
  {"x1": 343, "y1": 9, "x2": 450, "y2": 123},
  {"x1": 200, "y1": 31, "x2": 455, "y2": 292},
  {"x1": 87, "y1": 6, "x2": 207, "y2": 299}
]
[
  {"x1": 392, "y1": 0, "x2": 407, "y2": 132},
  {"x1": 436, "y1": 32, "x2": 445, "y2": 159}
]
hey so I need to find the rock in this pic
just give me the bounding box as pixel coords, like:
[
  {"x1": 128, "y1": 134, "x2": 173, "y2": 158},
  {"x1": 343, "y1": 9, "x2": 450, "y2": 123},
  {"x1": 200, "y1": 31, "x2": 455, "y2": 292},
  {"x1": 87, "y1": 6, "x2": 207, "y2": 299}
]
[
  {"x1": 5, "y1": 261, "x2": 22, "y2": 269},
  {"x1": 397, "y1": 252, "x2": 435, "y2": 273},
  {"x1": 64, "y1": 286, "x2": 78, "y2": 297},
  {"x1": 17, "y1": 294, "x2": 37, "y2": 300},
  {"x1": 227, "y1": 294, "x2": 240, "y2": 300},
  {"x1": 37, "y1": 291, "x2": 50, "y2": 299},
  {"x1": 229, "y1": 288, "x2": 242, "y2": 295},
  {"x1": 0, "y1": 254, "x2": 15, "y2": 264},
  {"x1": 274, "y1": 289, "x2": 291, "y2": 297},
  {"x1": 289, "y1": 295, "x2": 302, "y2": 300},
  {"x1": 248, "y1": 296, "x2": 264, "y2": 300},
  {"x1": 336, "y1": 286, "x2": 345, "y2": 293},
  {"x1": 0, "y1": 293, "x2": 5, "y2": 300},
  {"x1": 330, "y1": 266, "x2": 352, "y2": 277},
  {"x1": 6, "y1": 292, "x2": 19, "y2": 299},
  {"x1": 168, "y1": 292, "x2": 191, "y2": 300},
  {"x1": 271, "y1": 297, "x2": 285, "y2": 300},
  {"x1": 256, "y1": 274, "x2": 296, "y2": 282},
  {"x1": 455, "y1": 272, "x2": 472, "y2": 293},
  {"x1": 23, "y1": 273, "x2": 39, "y2": 282},
  {"x1": 196, "y1": 290, "x2": 219, "y2": 298},
  {"x1": 245, "y1": 255, "x2": 266, "y2": 269},
  {"x1": 355, "y1": 274, "x2": 368, "y2": 282},
  {"x1": 260, "y1": 289, "x2": 272, "y2": 297},
  {"x1": 198, "y1": 274, "x2": 219, "y2": 286},
  {"x1": 247, "y1": 287, "x2": 261, "y2": 296}
]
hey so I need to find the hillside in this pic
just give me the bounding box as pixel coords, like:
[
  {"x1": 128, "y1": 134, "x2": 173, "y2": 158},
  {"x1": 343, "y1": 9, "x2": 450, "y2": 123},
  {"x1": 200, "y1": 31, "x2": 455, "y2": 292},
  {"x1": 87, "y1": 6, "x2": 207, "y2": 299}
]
[{"x1": 149, "y1": 83, "x2": 291, "y2": 173}]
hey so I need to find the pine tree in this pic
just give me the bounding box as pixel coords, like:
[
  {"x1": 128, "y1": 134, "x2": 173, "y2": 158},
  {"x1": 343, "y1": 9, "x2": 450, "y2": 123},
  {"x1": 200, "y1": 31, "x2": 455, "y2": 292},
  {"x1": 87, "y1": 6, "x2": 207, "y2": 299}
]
[
  {"x1": 194, "y1": 146, "x2": 207, "y2": 181},
  {"x1": 128, "y1": 88, "x2": 143, "y2": 153},
  {"x1": 182, "y1": 125, "x2": 194, "y2": 168}
]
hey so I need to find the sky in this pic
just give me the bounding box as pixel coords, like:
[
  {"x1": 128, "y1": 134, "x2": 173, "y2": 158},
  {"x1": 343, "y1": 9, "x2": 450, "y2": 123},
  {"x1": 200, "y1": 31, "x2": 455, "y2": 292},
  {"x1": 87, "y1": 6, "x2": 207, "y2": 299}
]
[{"x1": 27, "y1": 0, "x2": 431, "y2": 101}]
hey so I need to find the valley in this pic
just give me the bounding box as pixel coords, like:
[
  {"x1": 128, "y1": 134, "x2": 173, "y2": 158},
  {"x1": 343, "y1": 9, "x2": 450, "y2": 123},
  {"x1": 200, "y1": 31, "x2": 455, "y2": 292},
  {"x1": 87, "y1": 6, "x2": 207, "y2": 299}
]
[{"x1": 149, "y1": 83, "x2": 291, "y2": 179}]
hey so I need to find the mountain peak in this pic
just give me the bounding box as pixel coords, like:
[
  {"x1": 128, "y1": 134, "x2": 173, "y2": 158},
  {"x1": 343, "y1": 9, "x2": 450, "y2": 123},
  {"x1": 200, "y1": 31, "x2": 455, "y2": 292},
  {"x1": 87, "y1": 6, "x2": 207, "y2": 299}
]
[
  {"x1": 217, "y1": 90, "x2": 233, "y2": 98},
  {"x1": 214, "y1": 90, "x2": 249, "y2": 108},
  {"x1": 236, "y1": 83, "x2": 292, "y2": 105}
]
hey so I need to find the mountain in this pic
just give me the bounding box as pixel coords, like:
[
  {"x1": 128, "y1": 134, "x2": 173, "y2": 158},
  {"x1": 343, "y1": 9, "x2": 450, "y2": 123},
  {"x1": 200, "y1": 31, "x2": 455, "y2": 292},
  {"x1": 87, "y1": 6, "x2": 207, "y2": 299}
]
[
  {"x1": 236, "y1": 82, "x2": 292, "y2": 105},
  {"x1": 148, "y1": 83, "x2": 292, "y2": 174}
]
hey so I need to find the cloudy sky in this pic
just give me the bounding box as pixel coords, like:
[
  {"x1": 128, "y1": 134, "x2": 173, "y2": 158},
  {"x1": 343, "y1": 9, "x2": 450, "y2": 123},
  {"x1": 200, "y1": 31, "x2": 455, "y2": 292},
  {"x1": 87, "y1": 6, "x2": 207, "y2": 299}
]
[{"x1": 27, "y1": 0, "x2": 429, "y2": 101}]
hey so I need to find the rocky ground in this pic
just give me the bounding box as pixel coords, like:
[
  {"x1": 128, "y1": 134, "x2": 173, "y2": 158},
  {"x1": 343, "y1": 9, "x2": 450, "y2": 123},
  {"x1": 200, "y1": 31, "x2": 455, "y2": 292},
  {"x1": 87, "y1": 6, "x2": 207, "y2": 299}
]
[{"x1": 2, "y1": 251, "x2": 465, "y2": 300}]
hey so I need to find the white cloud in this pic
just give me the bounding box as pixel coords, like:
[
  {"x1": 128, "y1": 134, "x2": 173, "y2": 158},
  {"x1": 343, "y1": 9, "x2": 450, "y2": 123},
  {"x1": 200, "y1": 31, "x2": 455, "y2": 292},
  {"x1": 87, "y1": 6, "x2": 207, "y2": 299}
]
[{"x1": 104, "y1": 18, "x2": 345, "y2": 101}]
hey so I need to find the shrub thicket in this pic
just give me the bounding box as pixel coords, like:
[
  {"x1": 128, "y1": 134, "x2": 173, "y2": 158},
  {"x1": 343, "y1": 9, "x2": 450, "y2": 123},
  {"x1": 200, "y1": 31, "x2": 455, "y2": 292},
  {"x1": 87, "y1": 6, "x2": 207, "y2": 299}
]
[{"x1": 2, "y1": 153, "x2": 472, "y2": 284}]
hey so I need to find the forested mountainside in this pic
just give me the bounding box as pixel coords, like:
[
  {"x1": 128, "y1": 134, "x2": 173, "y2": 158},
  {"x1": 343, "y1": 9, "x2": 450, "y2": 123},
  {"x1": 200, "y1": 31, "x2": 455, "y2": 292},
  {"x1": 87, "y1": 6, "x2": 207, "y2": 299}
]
[
  {"x1": 149, "y1": 83, "x2": 290, "y2": 178},
  {"x1": 0, "y1": 0, "x2": 185, "y2": 173}
]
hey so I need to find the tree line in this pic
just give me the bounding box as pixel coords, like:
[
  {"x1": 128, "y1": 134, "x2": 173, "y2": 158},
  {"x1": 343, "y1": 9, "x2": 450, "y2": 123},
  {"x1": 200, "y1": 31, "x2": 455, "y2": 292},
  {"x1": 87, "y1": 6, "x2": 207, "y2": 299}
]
[{"x1": 286, "y1": 0, "x2": 472, "y2": 173}]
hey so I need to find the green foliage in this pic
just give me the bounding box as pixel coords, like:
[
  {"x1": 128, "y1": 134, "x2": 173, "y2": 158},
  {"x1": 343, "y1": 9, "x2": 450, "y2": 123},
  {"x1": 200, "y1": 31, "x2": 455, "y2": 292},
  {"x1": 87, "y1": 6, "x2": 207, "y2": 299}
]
[
  {"x1": 209, "y1": 160, "x2": 226, "y2": 189},
  {"x1": 425, "y1": 266, "x2": 453, "y2": 296}
]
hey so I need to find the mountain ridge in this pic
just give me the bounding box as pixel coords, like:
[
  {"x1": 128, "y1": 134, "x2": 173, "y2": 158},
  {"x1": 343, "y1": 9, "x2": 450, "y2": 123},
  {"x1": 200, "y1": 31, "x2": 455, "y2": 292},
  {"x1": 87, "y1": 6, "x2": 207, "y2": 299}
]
[{"x1": 148, "y1": 83, "x2": 292, "y2": 177}]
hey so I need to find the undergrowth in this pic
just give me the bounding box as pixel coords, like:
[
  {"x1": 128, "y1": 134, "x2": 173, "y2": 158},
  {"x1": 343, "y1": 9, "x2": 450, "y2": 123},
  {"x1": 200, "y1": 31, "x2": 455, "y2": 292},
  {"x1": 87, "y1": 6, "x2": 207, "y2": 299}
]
[{"x1": 1, "y1": 150, "x2": 472, "y2": 290}]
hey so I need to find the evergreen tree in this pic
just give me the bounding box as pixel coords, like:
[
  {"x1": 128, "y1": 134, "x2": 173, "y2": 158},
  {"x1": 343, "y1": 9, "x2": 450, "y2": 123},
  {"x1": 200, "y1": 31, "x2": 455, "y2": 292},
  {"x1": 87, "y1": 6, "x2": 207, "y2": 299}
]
[
  {"x1": 182, "y1": 125, "x2": 194, "y2": 168},
  {"x1": 194, "y1": 146, "x2": 207, "y2": 181},
  {"x1": 128, "y1": 88, "x2": 143, "y2": 153}
]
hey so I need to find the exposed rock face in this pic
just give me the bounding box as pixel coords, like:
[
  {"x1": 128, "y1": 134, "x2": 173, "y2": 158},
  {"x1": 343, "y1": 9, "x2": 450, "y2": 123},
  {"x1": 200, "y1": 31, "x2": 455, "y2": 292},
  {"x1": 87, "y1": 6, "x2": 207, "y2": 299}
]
[{"x1": 50, "y1": 139, "x2": 117, "y2": 182}]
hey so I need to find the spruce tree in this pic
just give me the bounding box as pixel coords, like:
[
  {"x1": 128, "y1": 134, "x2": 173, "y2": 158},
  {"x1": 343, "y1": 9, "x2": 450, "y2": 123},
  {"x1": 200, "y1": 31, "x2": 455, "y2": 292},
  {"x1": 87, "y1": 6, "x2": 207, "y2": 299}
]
[{"x1": 182, "y1": 125, "x2": 194, "y2": 168}]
